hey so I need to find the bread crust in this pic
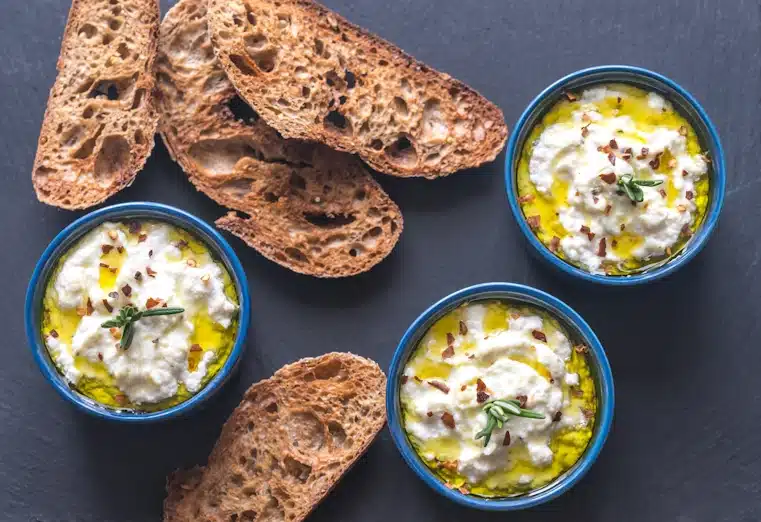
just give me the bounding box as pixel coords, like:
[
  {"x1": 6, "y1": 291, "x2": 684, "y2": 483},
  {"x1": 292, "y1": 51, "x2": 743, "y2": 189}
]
[
  {"x1": 206, "y1": 0, "x2": 507, "y2": 178},
  {"x1": 163, "y1": 353, "x2": 387, "y2": 522},
  {"x1": 32, "y1": 0, "x2": 160, "y2": 209},
  {"x1": 157, "y1": 0, "x2": 403, "y2": 277}
]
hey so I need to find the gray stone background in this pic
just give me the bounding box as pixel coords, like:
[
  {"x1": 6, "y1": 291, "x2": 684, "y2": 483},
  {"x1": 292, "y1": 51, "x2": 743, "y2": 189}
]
[{"x1": 1, "y1": 0, "x2": 760, "y2": 520}]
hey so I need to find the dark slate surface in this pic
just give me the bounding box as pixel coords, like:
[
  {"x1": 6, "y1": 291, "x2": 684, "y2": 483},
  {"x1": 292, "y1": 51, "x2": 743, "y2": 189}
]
[{"x1": 2, "y1": 0, "x2": 760, "y2": 520}]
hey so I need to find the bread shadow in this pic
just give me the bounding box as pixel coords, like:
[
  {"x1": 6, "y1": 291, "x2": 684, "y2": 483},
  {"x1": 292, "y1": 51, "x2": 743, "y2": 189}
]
[{"x1": 372, "y1": 152, "x2": 506, "y2": 213}]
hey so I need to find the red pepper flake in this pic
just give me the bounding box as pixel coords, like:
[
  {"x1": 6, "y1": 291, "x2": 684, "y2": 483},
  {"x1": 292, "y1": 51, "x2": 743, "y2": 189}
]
[
  {"x1": 446, "y1": 332, "x2": 455, "y2": 346},
  {"x1": 518, "y1": 194, "x2": 535, "y2": 204},
  {"x1": 549, "y1": 236, "x2": 560, "y2": 253},
  {"x1": 122, "y1": 284, "x2": 132, "y2": 297},
  {"x1": 441, "y1": 412, "x2": 456, "y2": 429},
  {"x1": 681, "y1": 224, "x2": 693, "y2": 238},
  {"x1": 101, "y1": 244, "x2": 114, "y2": 254},
  {"x1": 571, "y1": 388, "x2": 584, "y2": 398},
  {"x1": 599, "y1": 172, "x2": 617, "y2": 184},
  {"x1": 138, "y1": 233, "x2": 148, "y2": 243},
  {"x1": 97, "y1": 353, "x2": 103, "y2": 361},
  {"x1": 531, "y1": 330, "x2": 547, "y2": 342},
  {"x1": 563, "y1": 91, "x2": 578, "y2": 102},
  {"x1": 620, "y1": 223, "x2": 626, "y2": 232},
  {"x1": 582, "y1": 408, "x2": 595, "y2": 419},
  {"x1": 467, "y1": 354, "x2": 475, "y2": 360},
  {"x1": 426, "y1": 411, "x2": 433, "y2": 417},
  {"x1": 128, "y1": 221, "x2": 142, "y2": 234},
  {"x1": 460, "y1": 385, "x2": 467, "y2": 391},
  {"x1": 476, "y1": 379, "x2": 487, "y2": 392},
  {"x1": 117, "y1": 246, "x2": 124, "y2": 254},
  {"x1": 114, "y1": 394, "x2": 128, "y2": 406},
  {"x1": 146, "y1": 266, "x2": 157, "y2": 278},
  {"x1": 516, "y1": 394, "x2": 528, "y2": 408},
  {"x1": 553, "y1": 411, "x2": 563, "y2": 422},
  {"x1": 649, "y1": 154, "x2": 661, "y2": 170},
  {"x1": 49, "y1": 329, "x2": 59, "y2": 338},
  {"x1": 682, "y1": 169, "x2": 689, "y2": 178},
  {"x1": 109, "y1": 267, "x2": 118, "y2": 274},
  {"x1": 99, "y1": 262, "x2": 110, "y2": 269},
  {"x1": 190, "y1": 344, "x2": 203, "y2": 353},
  {"x1": 146, "y1": 297, "x2": 161, "y2": 309},
  {"x1": 593, "y1": 196, "x2": 599, "y2": 204},
  {"x1": 609, "y1": 139, "x2": 618, "y2": 150},
  {"x1": 86, "y1": 298, "x2": 94, "y2": 316},
  {"x1": 686, "y1": 191, "x2": 694, "y2": 200},
  {"x1": 580, "y1": 225, "x2": 595, "y2": 241},
  {"x1": 176, "y1": 240, "x2": 189, "y2": 250},
  {"x1": 441, "y1": 345, "x2": 455, "y2": 359},
  {"x1": 597, "y1": 237, "x2": 607, "y2": 257},
  {"x1": 459, "y1": 320, "x2": 468, "y2": 335},
  {"x1": 413, "y1": 376, "x2": 422, "y2": 383},
  {"x1": 607, "y1": 152, "x2": 616, "y2": 166},
  {"x1": 428, "y1": 380, "x2": 450, "y2": 394},
  {"x1": 659, "y1": 188, "x2": 667, "y2": 198},
  {"x1": 401, "y1": 375, "x2": 409, "y2": 385},
  {"x1": 134, "y1": 271, "x2": 142, "y2": 281},
  {"x1": 526, "y1": 215, "x2": 541, "y2": 231},
  {"x1": 612, "y1": 239, "x2": 618, "y2": 248},
  {"x1": 502, "y1": 431, "x2": 511, "y2": 446},
  {"x1": 108, "y1": 291, "x2": 119, "y2": 299},
  {"x1": 604, "y1": 205, "x2": 612, "y2": 216},
  {"x1": 623, "y1": 147, "x2": 633, "y2": 155},
  {"x1": 581, "y1": 124, "x2": 590, "y2": 138},
  {"x1": 148, "y1": 249, "x2": 154, "y2": 258},
  {"x1": 476, "y1": 390, "x2": 490, "y2": 404},
  {"x1": 102, "y1": 299, "x2": 113, "y2": 313}
]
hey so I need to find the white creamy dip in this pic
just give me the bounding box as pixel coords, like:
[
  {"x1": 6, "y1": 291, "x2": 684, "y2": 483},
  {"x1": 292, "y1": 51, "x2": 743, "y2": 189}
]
[
  {"x1": 44, "y1": 221, "x2": 238, "y2": 405},
  {"x1": 523, "y1": 84, "x2": 709, "y2": 274},
  {"x1": 400, "y1": 302, "x2": 590, "y2": 484}
]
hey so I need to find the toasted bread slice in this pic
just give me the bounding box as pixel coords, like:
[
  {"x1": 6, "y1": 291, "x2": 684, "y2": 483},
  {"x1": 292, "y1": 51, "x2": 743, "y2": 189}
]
[
  {"x1": 157, "y1": 0, "x2": 402, "y2": 277},
  {"x1": 163, "y1": 353, "x2": 387, "y2": 522},
  {"x1": 32, "y1": 0, "x2": 160, "y2": 209},
  {"x1": 206, "y1": 0, "x2": 508, "y2": 179}
]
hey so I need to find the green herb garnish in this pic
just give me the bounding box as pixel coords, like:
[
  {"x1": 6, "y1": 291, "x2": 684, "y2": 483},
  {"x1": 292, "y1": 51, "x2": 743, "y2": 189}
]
[
  {"x1": 617, "y1": 173, "x2": 663, "y2": 203},
  {"x1": 474, "y1": 399, "x2": 545, "y2": 447},
  {"x1": 101, "y1": 305, "x2": 184, "y2": 350}
]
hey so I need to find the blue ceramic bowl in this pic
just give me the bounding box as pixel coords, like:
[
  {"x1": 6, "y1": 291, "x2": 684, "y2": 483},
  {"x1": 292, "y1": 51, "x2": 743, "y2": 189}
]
[
  {"x1": 505, "y1": 65, "x2": 726, "y2": 285},
  {"x1": 386, "y1": 283, "x2": 614, "y2": 510},
  {"x1": 25, "y1": 202, "x2": 251, "y2": 422}
]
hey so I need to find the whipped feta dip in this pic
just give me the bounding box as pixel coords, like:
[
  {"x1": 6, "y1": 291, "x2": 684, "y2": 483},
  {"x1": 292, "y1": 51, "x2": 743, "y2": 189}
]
[
  {"x1": 400, "y1": 301, "x2": 596, "y2": 495},
  {"x1": 517, "y1": 84, "x2": 710, "y2": 275},
  {"x1": 42, "y1": 221, "x2": 238, "y2": 407}
]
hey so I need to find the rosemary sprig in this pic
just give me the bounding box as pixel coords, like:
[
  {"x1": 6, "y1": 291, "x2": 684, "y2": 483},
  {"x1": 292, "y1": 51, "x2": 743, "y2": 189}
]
[
  {"x1": 617, "y1": 173, "x2": 663, "y2": 203},
  {"x1": 474, "y1": 399, "x2": 545, "y2": 447},
  {"x1": 101, "y1": 305, "x2": 184, "y2": 350}
]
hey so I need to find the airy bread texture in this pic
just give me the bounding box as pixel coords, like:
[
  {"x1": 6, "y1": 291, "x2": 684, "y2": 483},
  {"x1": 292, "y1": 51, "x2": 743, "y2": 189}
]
[
  {"x1": 157, "y1": 0, "x2": 403, "y2": 277},
  {"x1": 32, "y1": 0, "x2": 160, "y2": 209},
  {"x1": 163, "y1": 353, "x2": 387, "y2": 522},
  {"x1": 206, "y1": 0, "x2": 508, "y2": 178}
]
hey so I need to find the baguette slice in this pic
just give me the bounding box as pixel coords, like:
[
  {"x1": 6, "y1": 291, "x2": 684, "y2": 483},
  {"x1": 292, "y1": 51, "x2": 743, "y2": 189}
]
[
  {"x1": 206, "y1": 0, "x2": 507, "y2": 179},
  {"x1": 157, "y1": 0, "x2": 402, "y2": 277},
  {"x1": 163, "y1": 353, "x2": 387, "y2": 522},
  {"x1": 32, "y1": 0, "x2": 160, "y2": 209}
]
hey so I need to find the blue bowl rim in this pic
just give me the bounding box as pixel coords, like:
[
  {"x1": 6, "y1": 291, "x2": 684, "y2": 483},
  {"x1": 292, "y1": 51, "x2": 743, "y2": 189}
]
[
  {"x1": 24, "y1": 202, "x2": 251, "y2": 422},
  {"x1": 386, "y1": 282, "x2": 615, "y2": 511},
  {"x1": 504, "y1": 64, "x2": 726, "y2": 285}
]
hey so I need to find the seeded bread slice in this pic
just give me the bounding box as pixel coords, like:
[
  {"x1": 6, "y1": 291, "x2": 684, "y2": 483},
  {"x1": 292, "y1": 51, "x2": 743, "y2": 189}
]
[
  {"x1": 163, "y1": 352, "x2": 387, "y2": 522},
  {"x1": 32, "y1": 0, "x2": 160, "y2": 209},
  {"x1": 157, "y1": 0, "x2": 402, "y2": 277},
  {"x1": 206, "y1": 0, "x2": 508, "y2": 179}
]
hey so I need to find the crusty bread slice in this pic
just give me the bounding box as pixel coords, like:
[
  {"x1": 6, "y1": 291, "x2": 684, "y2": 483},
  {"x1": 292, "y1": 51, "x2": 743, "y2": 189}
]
[
  {"x1": 163, "y1": 352, "x2": 387, "y2": 522},
  {"x1": 32, "y1": 0, "x2": 160, "y2": 209},
  {"x1": 206, "y1": 0, "x2": 508, "y2": 179},
  {"x1": 156, "y1": 0, "x2": 402, "y2": 277}
]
